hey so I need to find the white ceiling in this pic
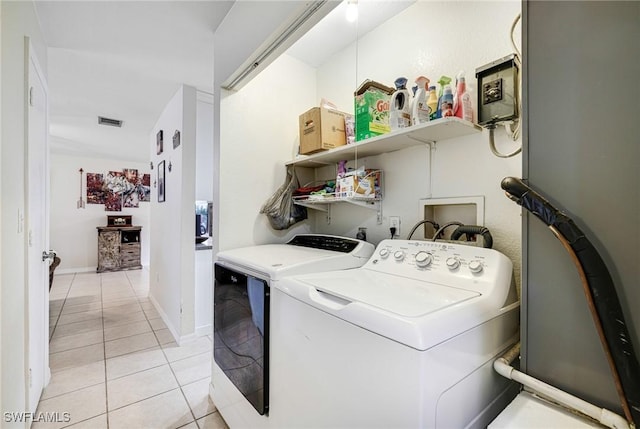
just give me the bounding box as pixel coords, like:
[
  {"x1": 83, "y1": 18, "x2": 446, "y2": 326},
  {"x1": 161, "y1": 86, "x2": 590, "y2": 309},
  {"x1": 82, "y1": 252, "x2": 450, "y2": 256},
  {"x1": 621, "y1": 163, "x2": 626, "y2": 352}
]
[
  {"x1": 35, "y1": 0, "x2": 413, "y2": 163},
  {"x1": 287, "y1": 0, "x2": 414, "y2": 68},
  {"x1": 35, "y1": 1, "x2": 233, "y2": 162}
]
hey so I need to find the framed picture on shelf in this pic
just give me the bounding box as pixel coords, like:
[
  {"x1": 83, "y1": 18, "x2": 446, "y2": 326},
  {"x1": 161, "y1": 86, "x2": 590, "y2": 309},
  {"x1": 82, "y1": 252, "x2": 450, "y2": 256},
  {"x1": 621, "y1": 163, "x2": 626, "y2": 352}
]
[
  {"x1": 156, "y1": 130, "x2": 163, "y2": 155},
  {"x1": 158, "y1": 160, "x2": 165, "y2": 202}
]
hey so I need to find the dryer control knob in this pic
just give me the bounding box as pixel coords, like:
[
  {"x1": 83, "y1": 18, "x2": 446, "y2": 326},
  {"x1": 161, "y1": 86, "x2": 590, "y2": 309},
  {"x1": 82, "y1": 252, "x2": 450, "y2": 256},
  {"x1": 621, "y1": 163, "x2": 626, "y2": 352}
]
[
  {"x1": 414, "y1": 251, "x2": 432, "y2": 267},
  {"x1": 446, "y1": 257, "x2": 460, "y2": 270},
  {"x1": 469, "y1": 260, "x2": 483, "y2": 273},
  {"x1": 393, "y1": 250, "x2": 405, "y2": 261},
  {"x1": 379, "y1": 248, "x2": 390, "y2": 259}
]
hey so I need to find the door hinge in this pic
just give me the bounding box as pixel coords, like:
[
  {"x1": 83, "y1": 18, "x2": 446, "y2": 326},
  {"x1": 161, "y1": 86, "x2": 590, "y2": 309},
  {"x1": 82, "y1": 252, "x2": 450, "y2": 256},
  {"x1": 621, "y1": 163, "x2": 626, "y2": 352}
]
[
  {"x1": 29, "y1": 368, "x2": 33, "y2": 387},
  {"x1": 29, "y1": 87, "x2": 34, "y2": 107}
]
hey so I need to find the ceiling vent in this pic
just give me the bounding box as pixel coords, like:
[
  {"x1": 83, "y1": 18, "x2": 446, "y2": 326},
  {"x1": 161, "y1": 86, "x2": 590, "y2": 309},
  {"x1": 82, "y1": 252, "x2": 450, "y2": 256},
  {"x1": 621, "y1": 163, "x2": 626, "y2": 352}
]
[{"x1": 98, "y1": 116, "x2": 123, "y2": 127}]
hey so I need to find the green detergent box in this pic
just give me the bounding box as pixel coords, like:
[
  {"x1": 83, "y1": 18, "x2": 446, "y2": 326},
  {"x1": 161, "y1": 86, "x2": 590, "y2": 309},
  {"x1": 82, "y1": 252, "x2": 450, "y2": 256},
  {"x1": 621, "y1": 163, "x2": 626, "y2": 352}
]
[{"x1": 354, "y1": 80, "x2": 394, "y2": 142}]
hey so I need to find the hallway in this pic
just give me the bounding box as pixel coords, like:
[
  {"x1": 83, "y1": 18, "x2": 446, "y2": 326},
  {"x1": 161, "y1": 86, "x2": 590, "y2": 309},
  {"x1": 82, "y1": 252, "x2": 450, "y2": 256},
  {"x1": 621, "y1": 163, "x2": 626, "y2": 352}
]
[{"x1": 38, "y1": 269, "x2": 226, "y2": 429}]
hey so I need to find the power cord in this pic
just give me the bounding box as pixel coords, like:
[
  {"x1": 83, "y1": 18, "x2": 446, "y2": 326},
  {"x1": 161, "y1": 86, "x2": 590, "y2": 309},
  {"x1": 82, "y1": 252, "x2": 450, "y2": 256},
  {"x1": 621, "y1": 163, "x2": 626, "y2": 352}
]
[
  {"x1": 487, "y1": 13, "x2": 522, "y2": 159},
  {"x1": 390, "y1": 227, "x2": 397, "y2": 239},
  {"x1": 488, "y1": 123, "x2": 522, "y2": 158}
]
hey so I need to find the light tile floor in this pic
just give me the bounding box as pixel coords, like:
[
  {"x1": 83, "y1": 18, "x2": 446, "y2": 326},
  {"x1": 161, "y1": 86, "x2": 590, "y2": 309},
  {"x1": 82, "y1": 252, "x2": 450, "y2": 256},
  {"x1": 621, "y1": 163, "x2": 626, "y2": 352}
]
[{"x1": 38, "y1": 269, "x2": 227, "y2": 429}]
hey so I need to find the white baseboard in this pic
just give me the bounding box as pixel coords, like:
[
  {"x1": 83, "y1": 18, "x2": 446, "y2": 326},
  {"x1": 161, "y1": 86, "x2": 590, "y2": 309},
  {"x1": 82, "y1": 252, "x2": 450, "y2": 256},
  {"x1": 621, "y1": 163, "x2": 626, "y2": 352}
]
[
  {"x1": 56, "y1": 266, "x2": 95, "y2": 275},
  {"x1": 195, "y1": 324, "x2": 213, "y2": 337},
  {"x1": 148, "y1": 293, "x2": 181, "y2": 345}
]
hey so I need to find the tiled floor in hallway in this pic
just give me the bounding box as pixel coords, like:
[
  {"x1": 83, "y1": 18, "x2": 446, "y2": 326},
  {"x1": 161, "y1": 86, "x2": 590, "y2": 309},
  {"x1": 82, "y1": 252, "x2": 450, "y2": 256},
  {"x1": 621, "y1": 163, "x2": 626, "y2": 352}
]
[{"x1": 38, "y1": 269, "x2": 227, "y2": 429}]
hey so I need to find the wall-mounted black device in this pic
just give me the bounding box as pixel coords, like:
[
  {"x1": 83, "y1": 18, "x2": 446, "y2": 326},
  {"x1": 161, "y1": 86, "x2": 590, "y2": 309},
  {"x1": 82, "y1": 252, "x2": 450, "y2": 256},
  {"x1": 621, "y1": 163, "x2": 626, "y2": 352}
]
[{"x1": 475, "y1": 54, "x2": 520, "y2": 125}]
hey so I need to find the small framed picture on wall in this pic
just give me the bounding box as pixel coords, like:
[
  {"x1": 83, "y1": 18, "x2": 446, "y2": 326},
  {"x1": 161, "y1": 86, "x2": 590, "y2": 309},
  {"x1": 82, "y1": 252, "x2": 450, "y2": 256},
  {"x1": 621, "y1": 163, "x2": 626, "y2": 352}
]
[
  {"x1": 172, "y1": 130, "x2": 181, "y2": 149},
  {"x1": 158, "y1": 160, "x2": 166, "y2": 202},
  {"x1": 156, "y1": 130, "x2": 164, "y2": 155}
]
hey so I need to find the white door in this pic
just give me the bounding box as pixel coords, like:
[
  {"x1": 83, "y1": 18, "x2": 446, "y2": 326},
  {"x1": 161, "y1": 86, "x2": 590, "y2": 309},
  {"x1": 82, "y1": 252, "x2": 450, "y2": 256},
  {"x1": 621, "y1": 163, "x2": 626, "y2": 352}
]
[{"x1": 26, "y1": 40, "x2": 50, "y2": 412}]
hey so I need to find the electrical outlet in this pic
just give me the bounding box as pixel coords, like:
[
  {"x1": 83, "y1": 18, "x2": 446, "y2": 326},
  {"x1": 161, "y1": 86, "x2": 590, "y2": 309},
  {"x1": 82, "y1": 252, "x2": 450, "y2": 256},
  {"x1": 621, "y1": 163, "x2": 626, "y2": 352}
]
[{"x1": 389, "y1": 216, "x2": 400, "y2": 236}]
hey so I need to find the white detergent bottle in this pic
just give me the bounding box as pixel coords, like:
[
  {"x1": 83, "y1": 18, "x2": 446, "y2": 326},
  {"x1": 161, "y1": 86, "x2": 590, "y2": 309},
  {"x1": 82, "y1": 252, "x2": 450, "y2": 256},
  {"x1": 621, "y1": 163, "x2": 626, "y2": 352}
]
[
  {"x1": 389, "y1": 77, "x2": 411, "y2": 130},
  {"x1": 411, "y1": 76, "x2": 431, "y2": 126}
]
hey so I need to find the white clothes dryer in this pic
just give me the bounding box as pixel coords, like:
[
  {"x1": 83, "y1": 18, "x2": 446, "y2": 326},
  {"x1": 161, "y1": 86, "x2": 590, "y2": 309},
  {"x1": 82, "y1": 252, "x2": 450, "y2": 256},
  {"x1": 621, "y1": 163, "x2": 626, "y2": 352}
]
[
  {"x1": 211, "y1": 234, "x2": 374, "y2": 429},
  {"x1": 270, "y1": 239, "x2": 520, "y2": 428}
]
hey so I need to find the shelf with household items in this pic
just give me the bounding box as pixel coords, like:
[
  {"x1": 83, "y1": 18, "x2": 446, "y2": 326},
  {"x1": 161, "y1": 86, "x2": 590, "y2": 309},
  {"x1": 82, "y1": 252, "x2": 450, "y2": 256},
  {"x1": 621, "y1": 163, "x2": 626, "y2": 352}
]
[
  {"x1": 294, "y1": 195, "x2": 382, "y2": 224},
  {"x1": 293, "y1": 169, "x2": 383, "y2": 224},
  {"x1": 286, "y1": 117, "x2": 482, "y2": 168}
]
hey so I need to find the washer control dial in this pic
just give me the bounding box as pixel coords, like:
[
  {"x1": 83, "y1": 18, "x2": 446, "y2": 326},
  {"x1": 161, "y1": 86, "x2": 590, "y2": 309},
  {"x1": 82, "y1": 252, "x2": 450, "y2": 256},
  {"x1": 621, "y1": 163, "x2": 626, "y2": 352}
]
[
  {"x1": 446, "y1": 257, "x2": 461, "y2": 270},
  {"x1": 414, "y1": 251, "x2": 433, "y2": 268},
  {"x1": 393, "y1": 250, "x2": 405, "y2": 261},
  {"x1": 379, "y1": 248, "x2": 390, "y2": 259},
  {"x1": 469, "y1": 260, "x2": 483, "y2": 274}
]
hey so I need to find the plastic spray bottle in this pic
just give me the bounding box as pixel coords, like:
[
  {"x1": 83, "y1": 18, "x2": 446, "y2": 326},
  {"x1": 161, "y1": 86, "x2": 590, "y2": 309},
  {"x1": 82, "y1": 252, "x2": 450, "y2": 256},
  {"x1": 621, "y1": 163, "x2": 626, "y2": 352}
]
[
  {"x1": 453, "y1": 72, "x2": 474, "y2": 122},
  {"x1": 441, "y1": 85, "x2": 454, "y2": 117},
  {"x1": 436, "y1": 75, "x2": 452, "y2": 119},
  {"x1": 389, "y1": 77, "x2": 411, "y2": 130},
  {"x1": 427, "y1": 86, "x2": 438, "y2": 121},
  {"x1": 410, "y1": 76, "x2": 431, "y2": 126}
]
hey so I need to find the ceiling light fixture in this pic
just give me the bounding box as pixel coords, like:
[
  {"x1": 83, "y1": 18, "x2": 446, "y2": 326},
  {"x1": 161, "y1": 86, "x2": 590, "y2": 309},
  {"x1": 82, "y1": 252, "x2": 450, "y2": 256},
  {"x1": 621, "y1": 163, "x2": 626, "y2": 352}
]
[
  {"x1": 345, "y1": 0, "x2": 358, "y2": 23},
  {"x1": 222, "y1": 1, "x2": 329, "y2": 91}
]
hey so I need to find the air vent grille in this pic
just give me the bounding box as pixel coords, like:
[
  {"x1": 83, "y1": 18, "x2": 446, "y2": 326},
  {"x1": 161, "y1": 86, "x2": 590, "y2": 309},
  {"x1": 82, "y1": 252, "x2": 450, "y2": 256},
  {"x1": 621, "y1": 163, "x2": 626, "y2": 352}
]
[{"x1": 98, "y1": 116, "x2": 123, "y2": 127}]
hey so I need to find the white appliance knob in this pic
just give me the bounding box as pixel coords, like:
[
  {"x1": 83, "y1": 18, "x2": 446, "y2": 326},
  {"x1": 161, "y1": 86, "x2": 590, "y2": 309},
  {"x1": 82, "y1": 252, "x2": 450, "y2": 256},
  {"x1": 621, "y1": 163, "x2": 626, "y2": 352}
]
[
  {"x1": 469, "y1": 260, "x2": 483, "y2": 273},
  {"x1": 414, "y1": 251, "x2": 432, "y2": 267},
  {"x1": 394, "y1": 250, "x2": 405, "y2": 261},
  {"x1": 379, "y1": 248, "x2": 390, "y2": 259},
  {"x1": 446, "y1": 257, "x2": 460, "y2": 270}
]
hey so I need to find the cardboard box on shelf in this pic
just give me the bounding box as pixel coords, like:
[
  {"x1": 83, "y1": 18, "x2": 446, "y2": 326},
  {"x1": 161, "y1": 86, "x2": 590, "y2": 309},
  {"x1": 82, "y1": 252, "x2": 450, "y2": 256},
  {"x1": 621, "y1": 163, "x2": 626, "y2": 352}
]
[
  {"x1": 354, "y1": 80, "x2": 394, "y2": 142},
  {"x1": 299, "y1": 107, "x2": 347, "y2": 155},
  {"x1": 336, "y1": 170, "x2": 382, "y2": 199}
]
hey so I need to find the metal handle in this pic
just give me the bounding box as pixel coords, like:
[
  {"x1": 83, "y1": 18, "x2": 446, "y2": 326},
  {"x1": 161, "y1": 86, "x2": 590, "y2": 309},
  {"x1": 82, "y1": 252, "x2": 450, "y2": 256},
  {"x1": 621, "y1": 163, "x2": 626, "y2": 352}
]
[{"x1": 42, "y1": 250, "x2": 56, "y2": 262}]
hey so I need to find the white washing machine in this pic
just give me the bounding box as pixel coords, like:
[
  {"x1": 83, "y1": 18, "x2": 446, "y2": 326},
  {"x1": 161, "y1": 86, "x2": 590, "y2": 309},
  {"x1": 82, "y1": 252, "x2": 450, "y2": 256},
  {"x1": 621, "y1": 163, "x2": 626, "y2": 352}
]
[
  {"x1": 270, "y1": 239, "x2": 520, "y2": 429},
  {"x1": 211, "y1": 234, "x2": 374, "y2": 429}
]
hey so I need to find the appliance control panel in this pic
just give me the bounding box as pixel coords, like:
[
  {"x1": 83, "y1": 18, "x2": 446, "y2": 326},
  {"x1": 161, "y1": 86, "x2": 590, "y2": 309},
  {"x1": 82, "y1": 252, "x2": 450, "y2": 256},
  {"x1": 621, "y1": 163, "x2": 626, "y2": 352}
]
[{"x1": 365, "y1": 240, "x2": 513, "y2": 292}]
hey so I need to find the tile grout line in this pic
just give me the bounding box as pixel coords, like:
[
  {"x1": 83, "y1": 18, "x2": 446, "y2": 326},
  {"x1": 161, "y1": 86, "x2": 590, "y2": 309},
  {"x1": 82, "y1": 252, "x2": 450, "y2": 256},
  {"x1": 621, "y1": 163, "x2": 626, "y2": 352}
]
[
  {"x1": 49, "y1": 272, "x2": 76, "y2": 340},
  {"x1": 99, "y1": 273, "x2": 112, "y2": 429},
  {"x1": 49, "y1": 271, "x2": 212, "y2": 428},
  {"x1": 129, "y1": 270, "x2": 201, "y2": 427},
  {"x1": 53, "y1": 272, "x2": 104, "y2": 429}
]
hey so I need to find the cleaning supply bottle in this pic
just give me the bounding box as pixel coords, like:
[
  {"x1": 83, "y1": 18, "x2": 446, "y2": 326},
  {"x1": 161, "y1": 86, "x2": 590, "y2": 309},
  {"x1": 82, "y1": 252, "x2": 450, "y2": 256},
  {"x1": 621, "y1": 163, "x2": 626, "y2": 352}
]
[
  {"x1": 427, "y1": 86, "x2": 438, "y2": 121},
  {"x1": 453, "y1": 71, "x2": 473, "y2": 121},
  {"x1": 389, "y1": 77, "x2": 411, "y2": 130},
  {"x1": 441, "y1": 85, "x2": 454, "y2": 117},
  {"x1": 410, "y1": 76, "x2": 430, "y2": 126},
  {"x1": 460, "y1": 89, "x2": 474, "y2": 122},
  {"x1": 435, "y1": 75, "x2": 452, "y2": 119}
]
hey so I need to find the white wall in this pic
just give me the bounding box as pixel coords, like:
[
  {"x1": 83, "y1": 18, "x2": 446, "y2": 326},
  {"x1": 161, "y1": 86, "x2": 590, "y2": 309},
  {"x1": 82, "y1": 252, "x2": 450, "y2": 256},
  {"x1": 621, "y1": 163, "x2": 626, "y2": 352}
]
[
  {"x1": 217, "y1": 1, "x2": 522, "y2": 284},
  {"x1": 1, "y1": 0, "x2": 48, "y2": 423},
  {"x1": 49, "y1": 153, "x2": 151, "y2": 273},
  {"x1": 196, "y1": 93, "x2": 214, "y2": 202},
  {"x1": 195, "y1": 92, "x2": 214, "y2": 335},
  {"x1": 217, "y1": 54, "x2": 317, "y2": 251},
  {"x1": 314, "y1": 0, "x2": 523, "y2": 283},
  {"x1": 149, "y1": 85, "x2": 197, "y2": 342}
]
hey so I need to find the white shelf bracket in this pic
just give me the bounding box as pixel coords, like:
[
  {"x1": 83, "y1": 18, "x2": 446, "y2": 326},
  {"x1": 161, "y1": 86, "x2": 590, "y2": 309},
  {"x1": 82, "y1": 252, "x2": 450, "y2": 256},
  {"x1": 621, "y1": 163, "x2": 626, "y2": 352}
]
[{"x1": 407, "y1": 134, "x2": 436, "y2": 145}]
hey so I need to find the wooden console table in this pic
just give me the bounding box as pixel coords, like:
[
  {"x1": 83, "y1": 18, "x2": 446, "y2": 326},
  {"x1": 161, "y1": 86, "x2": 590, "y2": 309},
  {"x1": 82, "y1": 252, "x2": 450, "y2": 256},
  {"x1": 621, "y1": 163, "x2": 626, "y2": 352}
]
[{"x1": 97, "y1": 226, "x2": 142, "y2": 272}]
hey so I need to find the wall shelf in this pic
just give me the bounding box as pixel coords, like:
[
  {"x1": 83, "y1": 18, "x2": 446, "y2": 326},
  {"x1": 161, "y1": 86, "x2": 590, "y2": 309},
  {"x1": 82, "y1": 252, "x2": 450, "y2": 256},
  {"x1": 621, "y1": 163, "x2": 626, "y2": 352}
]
[
  {"x1": 294, "y1": 196, "x2": 382, "y2": 224},
  {"x1": 287, "y1": 117, "x2": 482, "y2": 167}
]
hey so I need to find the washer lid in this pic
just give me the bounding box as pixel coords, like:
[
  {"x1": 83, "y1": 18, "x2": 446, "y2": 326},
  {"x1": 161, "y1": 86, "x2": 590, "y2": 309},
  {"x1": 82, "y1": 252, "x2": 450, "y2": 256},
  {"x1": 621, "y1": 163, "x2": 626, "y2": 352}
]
[
  {"x1": 277, "y1": 269, "x2": 493, "y2": 350},
  {"x1": 303, "y1": 270, "x2": 479, "y2": 318}
]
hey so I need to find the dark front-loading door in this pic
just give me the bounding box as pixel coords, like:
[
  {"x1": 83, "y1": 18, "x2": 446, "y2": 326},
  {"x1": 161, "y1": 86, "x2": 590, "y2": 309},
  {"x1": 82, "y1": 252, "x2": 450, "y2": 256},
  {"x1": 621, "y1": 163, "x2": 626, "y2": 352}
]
[{"x1": 214, "y1": 263, "x2": 269, "y2": 415}]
